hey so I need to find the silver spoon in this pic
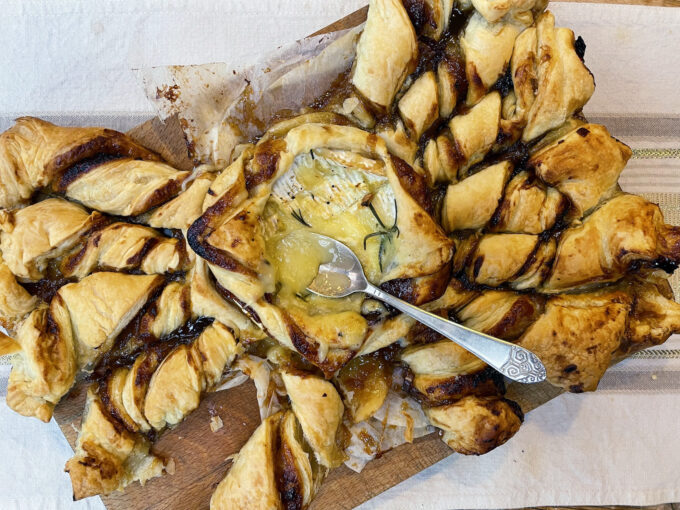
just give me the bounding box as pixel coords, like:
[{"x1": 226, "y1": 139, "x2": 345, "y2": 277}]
[{"x1": 306, "y1": 234, "x2": 546, "y2": 384}]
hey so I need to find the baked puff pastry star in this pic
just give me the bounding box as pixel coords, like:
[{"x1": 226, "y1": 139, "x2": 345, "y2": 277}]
[{"x1": 5, "y1": 0, "x2": 680, "y2": 508}]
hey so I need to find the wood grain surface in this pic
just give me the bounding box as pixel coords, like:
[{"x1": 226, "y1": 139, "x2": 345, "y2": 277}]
[{"x1": 53, "y1": 1, "x2": 679, "y2": 509}]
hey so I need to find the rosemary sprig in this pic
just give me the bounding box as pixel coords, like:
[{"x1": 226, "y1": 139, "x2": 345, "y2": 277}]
[
  {"x1": 291, "y1": 208, "x2": 311, "y2": 227},
  {"x1": 362, "y1": 198, "x2": 399, "y2": 272}
]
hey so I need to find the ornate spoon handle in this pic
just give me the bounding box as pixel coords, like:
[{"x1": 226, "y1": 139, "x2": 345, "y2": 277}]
[{"x1": 364, "y1": 284, "x2": 547, "y2": 384}]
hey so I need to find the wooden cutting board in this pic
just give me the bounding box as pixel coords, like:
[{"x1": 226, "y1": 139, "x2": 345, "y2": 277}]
[{"x1": 52, "y1": 1, "x2": 678, "y2": 508}]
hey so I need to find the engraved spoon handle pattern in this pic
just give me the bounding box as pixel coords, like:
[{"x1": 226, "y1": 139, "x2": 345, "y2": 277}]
[{"x1": 364, "y1": 284, "x2": 547, "y2": 384}]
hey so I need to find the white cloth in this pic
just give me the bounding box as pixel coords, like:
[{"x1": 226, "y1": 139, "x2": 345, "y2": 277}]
[{"x1": 1, "y1": 2, "x2": 679, "y2": 509}]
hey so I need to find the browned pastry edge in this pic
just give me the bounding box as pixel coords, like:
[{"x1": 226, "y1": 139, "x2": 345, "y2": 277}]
[
  {"x1": 187, "y1": 185, "x2": 256, "y2": 278},
  {"x1": 380, "y1": 261, "x2": 451, "y2": 305},
  {"x1": 244, "y1": 138, "x2": 287, "y2": 190},
  {"x1": 404, "y1": 365, "x2": 506, "y2": 406},
  {"x1": 44, "y1": 126, "x2": 160, "y2": 178},
  {"x1": 391, "y1": 155, "x2": 434, "y2": 216}
]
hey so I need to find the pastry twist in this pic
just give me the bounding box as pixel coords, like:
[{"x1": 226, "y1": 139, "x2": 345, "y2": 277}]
[
  {"x1": 65, "y1": 319, "x2": 239, "y2": 499},
  {"x1": 5, "y1": 275, "x2": 191, "y2": 422},
  {"x1": 210, "y1": 369, "x2": 344, "y2": 510},
  {"x1": 0, "y1": 198, "x2": 191, "y2": 334},
  {"x1": 347, "y1": 2, "x2": 593, "y2": 182},
  {"x1": 397, "y1": 273, "x2": 680, "y2": 393},
  {"x1": 0, "y1": 117, "x2": 189, "y2": 214},
  {"x1": 452, "y1": 193, "x2": 680, "y2": 292},
  {"x1": 60, "y1": 222, "x2": 189, "y2": 279},
  {"x1": 441, "y1": 123, "x2": 632, "y2": 233}
]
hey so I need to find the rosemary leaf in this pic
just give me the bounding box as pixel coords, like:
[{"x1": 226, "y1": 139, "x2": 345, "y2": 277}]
[
  {"x1": 291, "y1": 208, "x2": 311, "y2": 227},
  {"x1": 363, "y1": 230, "x2": 388, "y2": 250},
  {"x1": 378, "y1": 236, "x2": 386, "y2": 273},
  {"x1": 363, "y1": 199, "x2": 399, "y2": 273}
]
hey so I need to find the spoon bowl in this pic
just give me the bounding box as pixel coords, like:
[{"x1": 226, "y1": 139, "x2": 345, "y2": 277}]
[{"x1": 307, "y1": 234, "x2": 547, "y2": 384}]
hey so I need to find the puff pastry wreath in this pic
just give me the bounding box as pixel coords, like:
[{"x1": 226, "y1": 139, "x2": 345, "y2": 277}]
[
  {"x1": 196, "y1": 0, "x2": 680, "y2": 506},
  {"x1": 2, "y1": 0, "x2": 680, "y2": 508}
]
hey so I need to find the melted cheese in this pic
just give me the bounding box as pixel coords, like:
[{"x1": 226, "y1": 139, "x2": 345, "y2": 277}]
[{"x1": 264, "y1": 152, "x2": 396, "y2": 317}]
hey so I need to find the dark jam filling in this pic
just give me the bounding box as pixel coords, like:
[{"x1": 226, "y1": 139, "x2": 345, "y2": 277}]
[
  {"x1": 91, "y1": 313, "x2": 214, "y2": 383},
  {"x1": 19, "y1": 259, "x2": 76, "y2": 302},
  {"x1": 19, "y1": 222, "x2": 187, "y2": 301},
  {"x1": 308, "y1": 7, "x2": 469, "y2": 124},
  {"x1": 94, "y1": 314, "x2": 214, "y2": 440},
  {"x1": 20, "y1": 277, "x2": 75, "y2": 302},
  {"x1": 54, "y1": 153, "x2": 125, "y2": 192}
]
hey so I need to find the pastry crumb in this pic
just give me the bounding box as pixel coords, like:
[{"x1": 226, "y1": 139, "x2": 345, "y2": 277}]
[
  {"x1": 165, "y1": 458, "x2": 176, "y2": 475},
  {"x1": 210, "y1": 415, "x2": 224, "y2": 432}
]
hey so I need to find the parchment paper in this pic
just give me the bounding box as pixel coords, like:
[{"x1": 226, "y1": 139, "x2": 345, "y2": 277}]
[{"x1": 138, "y1": 24, "x2": 363, "y2": 168}]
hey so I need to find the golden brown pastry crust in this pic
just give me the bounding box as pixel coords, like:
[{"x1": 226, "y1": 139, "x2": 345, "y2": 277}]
[
  {"x1": 5, "y1": 273, "x2": 163, "y2": 422},
  {"x1": 0, "y1": 117, "x2": 159, "y2": 209},
  {"x1": 544, "y1": 194, "x2": 680, "y2": 292},
  {"x1": 6, "y1": 298, "x2": 75, "y2": 422},
  {"x1": 0, "y1": 254, "x2": 38, "y2": 334},
  {"x1": 352, "y1": 0, "x2": 418, "y2": 110},
  {"x1": 147, "y1": 172, "x2": 216, "y2": 229},
  {"x1": 402, "y1": 342, "x2": 504, "y2": 407},
  {"x1": 623, "y1": 277, "x2": 680, "y2": 352},
  {"x1": 425, "y1": 396, "x2": 523, "y2": 454},
  {"x1": 60, "y1": 222, "x2": 188, "y2": 279},
  {"x1": 59, "y1": 273, "x2": 164, "y2": 366},
  {"x1": 211, "y1": 412, "x2": 284, "y2": 510},
  {"x1": 462, "y1": 11, "x2": 528, "y2": 105},
  {"x1": 490, "y1": 171, "x2": 568, "y2": 234},
  {"x1": 141, "y1": 281, "x2": 191, "y2": 339},
  {"x1": 0, "y1": 198, "x2": 103, "y2": 281},
  {"x1": 450, "y1": 194, "x2": 680, "y2": 293},
  {"x1": 517, "y1": 288, "x2": 630, "y2": 392},
  {"x1": 522, "y1": 12, "x2": 595, "y2": 140},
  {"x1": 281, "y1": 371, "x2": 345, "y2": 468},
  {"x1": 211, "y1": 369, "x2": 337, "y2": 510},
  {"x1": 443, "y1": 161, "x2": 512, "y2": 232},
  {"x1": 56, "y1": 158, "x2": 190, "y2": 216},
  {"x1": 398, "y1": 71, "x2": 439, "y2": 139},
  {"x1": 529, "y1": 123, "x2": 632, "y2": 217},
  {"x1": 66, "y1": 319, "x2": 240, "y2": 497},
  {"x1": 277, "y1": 410, "x2": 320, "y2": 510},
  {"x1": 65, "y1": 388, "x2": 165, "y2": 500},
  {"x1": 471, "y1": 0, "x2": 545, "y2": 23}
]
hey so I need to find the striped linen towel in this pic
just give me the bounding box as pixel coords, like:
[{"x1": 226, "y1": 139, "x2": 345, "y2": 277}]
[{"x1": 0, "y1": 2, "x2": 679, "y2": 509}]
